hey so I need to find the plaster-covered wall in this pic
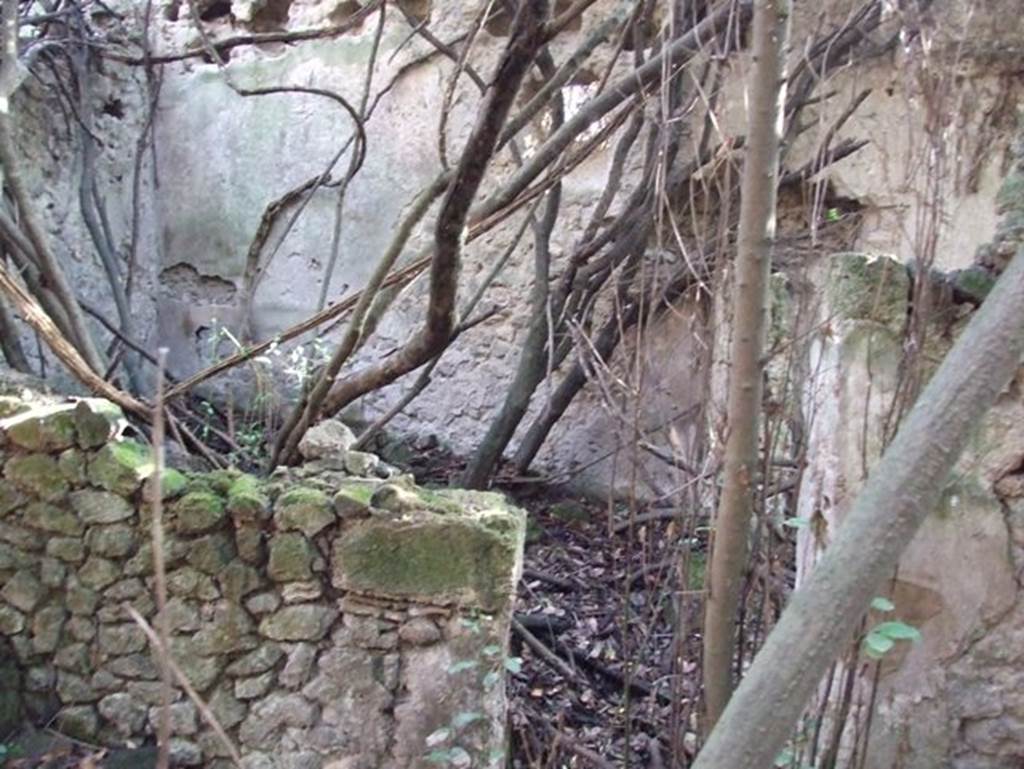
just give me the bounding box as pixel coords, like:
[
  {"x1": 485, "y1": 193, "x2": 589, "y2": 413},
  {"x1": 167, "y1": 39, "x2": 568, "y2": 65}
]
[{"x1": 0, "y1": 394, "x2": 525, "y2": 768}]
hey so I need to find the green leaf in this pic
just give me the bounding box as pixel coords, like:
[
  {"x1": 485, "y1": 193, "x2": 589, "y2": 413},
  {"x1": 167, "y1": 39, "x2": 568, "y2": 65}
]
[
  {"x1": 864, "y1": 631, "x2": 894, "y2": 658},
  {"x1": 826, "y1": 207, "x2": 841, "y2": 222},
  {"x1": 452, "y1": 711, "x2": 484, "y2": 729},
  {"x1": 504, "y1": 656, "x2": 523, "y2": 674},
  {"x1": 870, "y1": 597, "x2": 895, "y2": 612},
  {"x1": 481, "y1": 644, "x2": 502, "y2": 657},
  {"x1": 447, "y1": 660, "x2": 479, "y2": 675},
  {"x1": 425, "y1": 749, "x2": 453, "y2": 764},
  {"x1": 483, "y1": 670, "x2": 500, "y2": 689},
  {"x1": 783, "y1": 516, "x2": 810, "y2": 529},
  {"x1": 488, "y1": 748, "x2": 505, "y2": 765},
  {"x1": 874, "y1": 621, "x2": 922, "y2": 642}
]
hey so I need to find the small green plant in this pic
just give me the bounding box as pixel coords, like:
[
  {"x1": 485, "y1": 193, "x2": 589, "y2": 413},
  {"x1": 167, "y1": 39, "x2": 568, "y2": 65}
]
[{"x1": 863, "y1": 596, "x2": 922, "y2": 659}]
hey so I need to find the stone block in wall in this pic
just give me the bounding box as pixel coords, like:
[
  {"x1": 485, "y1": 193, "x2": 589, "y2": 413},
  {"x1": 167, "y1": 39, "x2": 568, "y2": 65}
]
[{"x1": 332, "y1": 488, "x2": 525, "y2": 612}]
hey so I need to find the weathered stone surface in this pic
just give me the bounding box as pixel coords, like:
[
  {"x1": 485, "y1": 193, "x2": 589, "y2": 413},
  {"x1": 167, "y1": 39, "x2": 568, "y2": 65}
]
[
  {"x1": 173, "y1": 491, "x2": 227, "y2": 534},
  {"x1": 79, "y1": 556, "x2": 120, "y2": 590},
  {"x1": 108, "y1": 654, "x2": 158, "y2": 680},
  {"x1": 148, "y1": 701, "x2": 198, "y2": 735},
  {"x1": 74, "y1": 399, "x2": 123, "y2": 449},
  {"x1": 46, "y1": 536, "x2": 86, "y2": 563},
  {"x1": 235, "y1": 671, "x2": 275, "y2": 700},
  {"x1": 66, "y1": 582, "x2": 99, "y2": 615},
  {"x1": 333, "y1": 484, "x2": 374, "y2": 519},
  {"x1": 54, "y1": 643, "x2": 92, "y2": 674},
  {"x1": 227, "y1": 643, "x2": 284, "y2": 677},
  {"x1": 268, "y1": 533, "x2": 313, "y2": 582},
  {"x1": 245, "y1": 591, "x2": 281, "y2": 616},
  {"x1": 167, "y1": 566, "x2": 220, "y2": 600},
  {"x1": 98, "y1": 692, "x2": 149, "y2": 734},
  {"x1": 24, "y1": 665, "x2": 55, "y2": 691},
  {"x1": 259, "y1": 605, "x2": 337, "y2": 641},
  {"x1": 398, "y1": 617, "x2": 442, "y2": 646},
  {"x1": 70, "y1": 490, "x2": 133, "y2": 524},
  {"x1": 193, "y1": 604, "x2": 257, "y2": 655},
  {"x1": 57, "y1": 448, "x2": 88, "y2": 485},
  {"x1": 142, "y1": 467, "x2": 188, "y2": 502},
  {"x1": 235, "y1": 526, "x2": 266, "y2": 565},
  {"x1": 237, "y1": 693, "x2": 317, "y2": 750},
  {"x1": 86, "y1": 524, "x2": 138, "y2": 557},
  {"x1": 343, "y1": 450, "x2": 379, "y2": 477},
  {"x1": 281, "y1": 581, "x2": 323, "y2": 604},
  {"x1": 2, "y1": 569, "x2": 45, "y2": 612},
  {"x1": 57, "y1": 672, "x2": 99, "y2": 703},
  {"x1": 31, "y1": 605, "x2": 67, "y2": 653},
  {"x1": 169, "y1": 738, "x2": 203, "y2": 767},
  {"x1": 297, "y1": 418, "x2": 356, "y2": 460},
  {"x1": 332, "y1": 498, "x2": 526, "y2": 611},
  {"x1": 66, "y1": 617, "x2": 96, "y2": 643},
  {"x1": 187, "y1": 531, "x2": 236, "y2": 574},
  {"x1": 168, "y1": 640, "x2": 224, "y2": 692},
  {"x1": 57, "y1": 705, "x2": 99, "y2": 740},
  {"x1": 219, "y1": 561, "x2": 263, "y2": 602},
  {"x1": 25, "y1": 501, "x2": 83, "y2": 535},
  {"x1": 2, "y1": 404, "x2": 77, "y2": 452},
  {"x1": 208, "y1": 685, "x2": 247, "y2": 730},
  {"x1": 278, "y1": 643, "x2": 316, "y2": 689},
  {"x1": 98, "y1": 624, "x2": 146, "y2": 656},
  {"x1": 104, "y1": 578, "x2": 146, "y2": 601},
  {"x1": 88, "y1": 441, "x2": 152, "y2": 496},
  {"x1": 4, "y1": 454, "x2": 68, "y2": 501},
  {"x1": 0, "y1": 483, "x2": 25, "y2": 516},
  {"x1": 274, "y1": 487, "x2": 334, "y2": 538},
  {"x1": 0, "y1": 603, "x2": 25, "y2": 634},
  {"x1": 39, "y1": 557, "x2": 67, "y2": 588}
]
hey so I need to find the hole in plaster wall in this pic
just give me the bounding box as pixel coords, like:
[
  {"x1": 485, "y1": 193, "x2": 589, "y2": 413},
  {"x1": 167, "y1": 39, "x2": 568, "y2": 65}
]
[
  {"x1": 159, "y1": 263, "x2": 238, "y2": 304},
  {"x1": 251, "y1": 0, "x2": 292, "y2": 31},
  {"x1": 101, "y1": 98, "x2": 125, "y2": 120},
  {"x1": 199, "y1": 0, "x2": 233, "y2": 22}
]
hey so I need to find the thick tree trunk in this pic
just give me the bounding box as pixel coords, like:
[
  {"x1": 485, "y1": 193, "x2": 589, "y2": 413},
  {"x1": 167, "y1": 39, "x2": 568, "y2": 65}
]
[
  {"x1": 702, "y1": 0, "x2": 790, "y2": 729},
  {"x1": 693, "y1": 243, "x2": 1024, "y2": 767}
]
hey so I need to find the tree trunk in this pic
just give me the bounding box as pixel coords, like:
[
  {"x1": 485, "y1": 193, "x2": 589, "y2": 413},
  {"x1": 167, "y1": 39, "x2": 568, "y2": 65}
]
[{"x1": 702, "y1": 0, "x2": 790, "y2": 729}]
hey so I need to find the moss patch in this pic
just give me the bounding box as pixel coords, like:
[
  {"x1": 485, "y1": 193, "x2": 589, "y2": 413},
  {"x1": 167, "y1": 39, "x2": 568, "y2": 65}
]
[
  {"x1": 88, "y1": 441, "x2": 154, "y2": 496},
  {"x1": 172, "y1": 491, "x2": 227, "y2": 534},
  {"x1": 4, "y1": 454, "x2": 68, "y2": 501},
  {"x1": 332, "y1": 505, "x2": 525, "y2": 611}
]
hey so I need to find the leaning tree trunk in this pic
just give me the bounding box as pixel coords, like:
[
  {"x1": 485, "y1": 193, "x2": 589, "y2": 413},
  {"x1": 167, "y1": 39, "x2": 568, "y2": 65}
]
[{"x1": 702, "y1": 0, "x2": 791, "y2": 729}]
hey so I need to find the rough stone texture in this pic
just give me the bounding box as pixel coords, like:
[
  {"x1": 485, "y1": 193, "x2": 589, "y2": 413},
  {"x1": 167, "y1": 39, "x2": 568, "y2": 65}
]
[
  {"x1": 794, "y1": 252, "x2": 1024, "y2": 769},
  {"x1": 0, "y1": 395, "x2": 524, "y2": 767}
]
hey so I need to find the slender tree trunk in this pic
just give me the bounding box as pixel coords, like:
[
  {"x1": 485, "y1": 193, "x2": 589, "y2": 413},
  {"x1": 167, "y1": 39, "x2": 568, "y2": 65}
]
[
  {"x1": 702, "y1": 0, "x2": 790, "y2": 729},
  {"x1": 693, "y1": 242, "x2": 1024, "y2": 768}
]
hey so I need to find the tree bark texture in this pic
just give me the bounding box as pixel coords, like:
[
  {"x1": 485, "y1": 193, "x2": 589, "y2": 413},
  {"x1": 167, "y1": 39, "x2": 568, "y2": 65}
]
[{"x1": 703, "y1": 0, "x2": 790, "y2": 729}]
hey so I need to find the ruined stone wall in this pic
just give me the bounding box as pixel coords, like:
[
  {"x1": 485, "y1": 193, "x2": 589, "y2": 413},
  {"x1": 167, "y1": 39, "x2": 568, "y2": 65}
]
[{"x1": 0, "y1": 393, "x2": 525, "y2": 768}]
